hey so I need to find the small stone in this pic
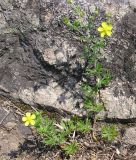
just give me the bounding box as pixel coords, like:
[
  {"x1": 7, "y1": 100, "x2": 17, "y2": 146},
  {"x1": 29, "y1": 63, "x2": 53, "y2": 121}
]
[
  {"x1": 55, "y1": 49, "x2": 67, "y2": 63},
  {"x1": 116, "y1": 148, "x2": 120, "y2": 155},
  {"x1": 43, "y1": 48, "x2": 56, "y2": 65},
  {"x1": 83, "y1": 141, "x2": 90, "y2": 147},
  {"x1": 5, "y1": 122, "x2": 17, "y2": 130},
  {"x1": 120, "y1": 148, "x2": 128, "y2": 156},
  {"x1": 123, "y1": 127, "x2": 136, "y2": 145},
  {"x1": 31, "y1": 14, "x2": 39, "y2": 28},
  {"x1": 100, "y1": 79, "x2": 136, "y2": 119},
  {"x1": 44, "y1": 12, "x2": 53, "y2": 24}
]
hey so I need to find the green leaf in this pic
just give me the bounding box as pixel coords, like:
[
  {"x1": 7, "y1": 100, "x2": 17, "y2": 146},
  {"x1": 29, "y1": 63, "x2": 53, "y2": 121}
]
[
  {"x1": 34, "y1": 111, "x2": 43, "y2": 128},
  {"x1": 83, "y1": 45, "x2": 90, "y2": 57},
  {"x1": 84, "y1": 99, "x2": 103, "y2": 113},
  {"x1": 63, "y1": 17, "x2": 71, "y2": 26},
  {"x1": 81, "y1": 83, "x2": 98, "y2": 97},
  {"x1": 43, "y1": 134, "x2": 59, "y2": 146},
  {"x1": 72, "y1": 19, "x2": 81, "y2": 30},
  {"x1": 101, "y1": 70, "x2": 111, "y2": 86},
  {"x1": 96, "y1": 70, "x2": 111, "y2": 88},
  {"x1": 74, "y1": 5, "x2": 85, "y2": 17},
  {"x1": 61, "y1": 119, "x2": 76, "y2": 133},
  {"x1": 63, "y1": 142, "x2": 79, "y2": 155},
  {"x1": 96, "y1": 63, "x2": 103, "y2": 73},
  {"x1": 101, "y1": 125, "x2": 119, "y2": 142},
  {"x1": 85, "y1": 62, "x2": 103, "y2": 77},
  {"x1": 84, "y1": 98, "x2": 94, "y2": 109},
  {"x1": 76, "y1": 118, "x2": 91, "y2": 133},
  {"x1": 93, "y1": 103, "x2": 104, "y2": 113},
  {"x1": 67, "y1": 0, "x2": 74, "y2": 4}
]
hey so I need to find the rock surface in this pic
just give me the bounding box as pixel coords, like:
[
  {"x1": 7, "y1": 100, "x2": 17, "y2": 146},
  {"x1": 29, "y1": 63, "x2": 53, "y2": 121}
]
[
  {"x1": 129, "y1": 0, "x2": 136, "y2": 10},
  {"x1": 123, "y1": 127, "x2": 136, "y2": 145},
  {"x1": 0, "y1": 0, "x2": 84, "y2": 115},
  {"x1": 0, "y1": 0, "x2": 136, "y2": 119},
  {"x1": 100, "y1": 10, "x2": 136, "y2": 119}
]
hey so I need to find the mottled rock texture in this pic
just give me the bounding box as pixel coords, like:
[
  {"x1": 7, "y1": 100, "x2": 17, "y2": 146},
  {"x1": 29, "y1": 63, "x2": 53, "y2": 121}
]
[
  {"x1": 0, "y1": 0, "x2": 136, "y2": 119},
  {"x1": 0, "y1": 0, "x2": 85, "y2": 115},
  {"x1": 123, "y1": 127, "x2": 136, "y2": 145},
  {"x1": 100, "y1": 10, "x2": 136, "y2": 119}
]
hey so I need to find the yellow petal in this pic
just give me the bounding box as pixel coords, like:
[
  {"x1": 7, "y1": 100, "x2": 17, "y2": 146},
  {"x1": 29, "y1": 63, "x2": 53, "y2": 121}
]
[
  {"x1": 26, "y1": 112, "x2": 31, "y2": 118},
  {"x1": 106, "y1": 31, "x2": 112, "y2": 36},
  {"x1": 100, "y1": 32, "x2": 106, "y2": 37},
  {"x1": 31, "y1": 114, "x2": 36, "y2": 119},
  {"x1": 30, "y1": 120, "x2": 35, "y2": 125},
  {"x1": 22, "y1": 116, "x2": 27, "y2": 122},
  {"x1": 101, "y1": 22, "x2": 107, "y2": 29},
  {"x1": 107, "y1": 24, "x2": 113, "y2": 30},
  {"x1": 97, "y1": 27, "x2": 103, "y2": 32},
  {"x1": 24, "y1": 121, "x2": 29, "y2": 126}
]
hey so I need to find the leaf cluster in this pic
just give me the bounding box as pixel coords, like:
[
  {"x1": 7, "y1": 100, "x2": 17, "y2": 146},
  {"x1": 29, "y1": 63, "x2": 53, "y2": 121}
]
[
  {"x1": 62, "y1": 141, "x2": 79, "y2": 155},
  {"x1": 34, "y1": 112, "x2": 91, "y2": 154},
  {"x1": 101, "y1": 125, "x2": 119, "y2": 142}
]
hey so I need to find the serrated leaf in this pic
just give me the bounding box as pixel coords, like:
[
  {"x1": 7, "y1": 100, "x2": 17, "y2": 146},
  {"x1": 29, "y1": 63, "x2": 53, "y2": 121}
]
[
  {"x1": 101, "y1": 125, "x2": 119, "y2": 142},
  {"x1": 76, "y1": 118, "x2": 91, "y2": 133},
  {"x1": 63, "y1": 142, "x2": 79, "y2": 155}
]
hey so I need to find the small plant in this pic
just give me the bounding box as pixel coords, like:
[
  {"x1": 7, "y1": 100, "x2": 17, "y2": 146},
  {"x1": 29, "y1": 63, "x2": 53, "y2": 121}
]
[
  {"x1": 76, "y1": 118, "x2": 91, "y2": 133},
  {"x1": 21, "y1": 0, "x2": 119, "y2": 156},
  {"x1": 22, "y1": 111, "x2": 92, "y2": 154},
  {"x1": 84, "y1": 99, "x2": 104, "y2": 113},
  {"x1": 101, "y1": 125, "x2": 119, "y2": 142},
  {"x1": 74, "y1": 5, "x2": 85, "y2": 18},
  {"x1": 62, "y1": 141, "x2": 79, "y2": 155},
  {"x1": 62, "y1": 0, "x2": 118, "y2": 144}
]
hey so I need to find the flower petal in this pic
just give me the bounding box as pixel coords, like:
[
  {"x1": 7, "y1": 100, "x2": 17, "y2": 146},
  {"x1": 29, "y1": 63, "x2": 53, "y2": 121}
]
[
  {"x1": 22, "y1": 116, "x2": 27, "y2": 122},
  {"x1": 100, "y1": 32, "x2": 106, "y2": 37},
  {"x1": 101, "y1": 22, "x2": 107, "y2": 29},
  {"x1": 24, "y1": 121, "x2": 29, "y2": 126},
  {"x1": 26, "y1": 112, "x2": 31, "y2": 118},
  {"x1": 106, "y1": 31, "x2": 112, "y2": 36},
  {"x1": 31, "y1": 114, "x2": 36, "y2": 120},
  {"x1": 30, "y1": 120, "x2": 35, "y2": 126},
  {"x1": 107, "y1": 24, "x2": 113, "y2": 31},
  {"x1": 97, "y1": 27, "x2": 103, "y2": 32}
]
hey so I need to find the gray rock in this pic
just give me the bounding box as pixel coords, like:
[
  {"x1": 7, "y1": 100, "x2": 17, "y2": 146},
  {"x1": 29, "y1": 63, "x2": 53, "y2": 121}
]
[
  {"x1": 0, "y1": 0, "x2": 91, "y2": 117},
  {"x1": 123, "y1": 127, "x2": 136, "y2": 145},
  {"x1": 129, "y1": 0, "x2": 136, "y2": 9},
  {"x1": 100, "y1": 80, "x2": 136, "y2": 119},
  {"x1": 0, "y1": 0, "x2": 136, "y2": 119},
  {"x1": 0, "y1": 0, "x2": 84, "y2": 115},
  {"x1": 98, "y1": 10, "x2": 136, "y2": 119},
  {"x1": 5, "y1": 122, "x2": 17, "y2": 130},
  {"x1": 0, "y1": 13, "x2": 7, "y2": 30},
  {"x1": 0, "y1": 107, "x2": 7, "y2": 123}
]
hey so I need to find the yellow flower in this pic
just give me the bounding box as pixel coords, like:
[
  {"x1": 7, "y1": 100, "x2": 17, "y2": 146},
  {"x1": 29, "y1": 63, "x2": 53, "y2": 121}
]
[
  {"x1": 22, "y1": 112, "x2": 36, "y2": 126},
  {"x1": 97, "y1": 22, "x2": 113, "y2": 37}
]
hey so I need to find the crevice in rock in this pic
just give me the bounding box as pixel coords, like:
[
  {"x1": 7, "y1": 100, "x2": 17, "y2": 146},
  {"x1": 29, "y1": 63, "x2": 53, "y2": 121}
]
[{"x1": 101, "y1": 117, "x2": 136, "y2": 124}]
